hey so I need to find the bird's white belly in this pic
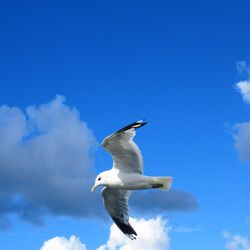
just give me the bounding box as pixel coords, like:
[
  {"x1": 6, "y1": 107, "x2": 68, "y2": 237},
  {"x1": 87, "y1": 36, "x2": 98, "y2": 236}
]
[{"x1": 111, "y1": 173, "x2": 153, "y2": 190}]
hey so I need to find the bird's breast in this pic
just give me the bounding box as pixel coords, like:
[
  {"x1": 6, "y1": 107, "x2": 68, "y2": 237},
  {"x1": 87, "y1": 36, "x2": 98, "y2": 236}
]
[{"x1": 114, "y1": 173, "x2": 151, "y2": 190}]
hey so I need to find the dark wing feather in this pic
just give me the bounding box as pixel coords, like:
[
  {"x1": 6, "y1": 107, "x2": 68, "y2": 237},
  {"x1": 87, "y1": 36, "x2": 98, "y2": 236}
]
[{"x1": 101, "y1": 187, "x2": 137, "y2": 240}]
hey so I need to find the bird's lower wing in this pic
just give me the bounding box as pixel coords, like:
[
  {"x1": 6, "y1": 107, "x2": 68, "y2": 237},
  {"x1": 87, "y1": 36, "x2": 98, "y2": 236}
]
[{"x1": 101, "y1": 187, "x2": 137, "y2": 240}]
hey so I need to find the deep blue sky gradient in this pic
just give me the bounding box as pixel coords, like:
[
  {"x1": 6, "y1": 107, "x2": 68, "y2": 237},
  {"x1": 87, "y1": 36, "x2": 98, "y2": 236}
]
[{"x1": 1, "y1": 0, "x2": 250, "y2": 249}]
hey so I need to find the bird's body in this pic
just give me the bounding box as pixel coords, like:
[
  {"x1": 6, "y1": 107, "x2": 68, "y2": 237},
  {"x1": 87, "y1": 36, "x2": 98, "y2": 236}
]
[
  {"x1": 91, "y1": 120, "x2": 173, "y2": 240},
  {"x1": 99, "y1": 168, "x2": 172, "y2": 190}
]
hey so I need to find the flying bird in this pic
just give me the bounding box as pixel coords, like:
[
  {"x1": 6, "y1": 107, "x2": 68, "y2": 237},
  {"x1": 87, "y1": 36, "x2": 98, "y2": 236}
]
[{"x1": 91, "y1": 120, "x2": 173, "y2": 239}]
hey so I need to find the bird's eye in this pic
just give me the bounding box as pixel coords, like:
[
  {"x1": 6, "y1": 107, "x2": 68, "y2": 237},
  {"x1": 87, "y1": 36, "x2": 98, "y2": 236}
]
[{"x1": 98, "y1": 177, "x2": 101, "y2": 181}]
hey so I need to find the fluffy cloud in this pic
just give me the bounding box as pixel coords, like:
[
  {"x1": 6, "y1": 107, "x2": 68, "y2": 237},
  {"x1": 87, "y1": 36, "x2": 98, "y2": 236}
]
[
  {"x1": 41, "y1": 235, "x2": 87, "y2": 250},
  {"x1": 233, "y1": 123, "x2": 250, "y2": 162},
  {"x1": 0, "y1": 95, "x2": 104, "y2": 226},
  {"x1": 40, "y1": 217, "x2": 170, "y2": 250},
  {"x1": 224, "y1": 231, "x2": 250, "y2": 250},
  {"x1": 97, "y1": 216, "x2": 171, "y2": 250},
  {"x1": 235, "y1": 61, "x2": 250, "y2": 104},
  {"x1": 235, "y1": 81, "x2": 250, "y2": 104}
]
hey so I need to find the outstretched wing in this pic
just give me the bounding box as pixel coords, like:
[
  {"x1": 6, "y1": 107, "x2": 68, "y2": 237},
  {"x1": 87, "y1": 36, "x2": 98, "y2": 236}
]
[
  {"x1": 101, "y1": 120, "x2": 147, "y2": 174},
  {"x1": 101, "y1": 187, "x2": 136, "y2": 240}
]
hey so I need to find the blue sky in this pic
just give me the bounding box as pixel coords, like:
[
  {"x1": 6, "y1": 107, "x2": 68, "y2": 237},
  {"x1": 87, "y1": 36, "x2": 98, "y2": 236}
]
[{"x1": 0, "y1": 0, "x2": 250, "y2": 249}]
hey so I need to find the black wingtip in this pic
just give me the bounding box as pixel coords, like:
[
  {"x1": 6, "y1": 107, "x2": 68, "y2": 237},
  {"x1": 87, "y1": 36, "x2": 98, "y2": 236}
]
[
  {"x1": 116, "y1": 120, "x2": 147, "y2": 133},
  {"x1": 111, "y1": 216, "x2": 137, "y2": 239}
]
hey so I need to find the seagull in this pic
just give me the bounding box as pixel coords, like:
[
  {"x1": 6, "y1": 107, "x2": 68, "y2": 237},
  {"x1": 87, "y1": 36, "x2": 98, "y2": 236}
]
[{"x1": 91, "y1": 120, "x2": 173, "y2": 240}]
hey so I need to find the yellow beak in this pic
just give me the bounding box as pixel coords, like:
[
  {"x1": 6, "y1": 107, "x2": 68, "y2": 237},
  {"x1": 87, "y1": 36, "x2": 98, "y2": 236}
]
[{"x1": 91, "y1": 184, "x2": 97, "y2": 192}]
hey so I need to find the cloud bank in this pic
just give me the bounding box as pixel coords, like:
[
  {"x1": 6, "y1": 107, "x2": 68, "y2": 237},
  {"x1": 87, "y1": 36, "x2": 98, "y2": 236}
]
[
  {"x1": 0, "y1": 95, "x2": 103, "y2": 226},
  {"x1": 42, "y1": 216, "x2": 170, "y2": 250},
  {"x1": 224, "y1": 231, "x2": 250, "y2": 250}
]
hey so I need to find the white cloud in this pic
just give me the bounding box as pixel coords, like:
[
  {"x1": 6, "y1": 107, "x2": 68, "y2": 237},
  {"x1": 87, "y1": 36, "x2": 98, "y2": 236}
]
[
  {"x1": 223, "y1": 231, "x2": 250, "y2": 250},
  {"x1": 233, "y1": 122, "x2": 250, "y2": 162},
  {"x1": 40, "y1": 217, "x2": 170, "y2": 250},
  {"x1": 0, "y1": 95, "x2": 102, "y2": 225},
  {"x1": 97, "y1": 216, "x2": 171, "y2": 250},
  {"x1": 235, "y1": 61, "x2": 250, "y2": 104},
  {"x1": 235, "y1": 81, "x2": 250, "y2": 104},
  {"x1": 41, "y1": 235, "x2": 87, "y2": 250}
]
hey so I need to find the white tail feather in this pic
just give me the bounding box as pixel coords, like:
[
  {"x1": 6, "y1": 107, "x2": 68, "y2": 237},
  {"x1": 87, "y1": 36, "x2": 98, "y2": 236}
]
[{"x1": 153, "y1": 176, "x2": 173, "y2": 190}]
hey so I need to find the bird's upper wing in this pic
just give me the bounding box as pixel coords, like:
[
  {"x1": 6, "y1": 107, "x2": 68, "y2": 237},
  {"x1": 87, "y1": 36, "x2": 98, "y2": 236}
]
[
  {"x1": 101, "y1": 187, "x2": 136, "y2": 239},
  {"x1": 101, "y1": 120, "x2": 147, "y2": 174}
]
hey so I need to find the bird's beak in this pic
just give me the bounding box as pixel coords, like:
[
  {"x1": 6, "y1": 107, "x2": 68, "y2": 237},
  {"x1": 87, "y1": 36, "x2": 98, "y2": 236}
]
[{"x1": 91, "y1": 183, "x2": 97, "y2": 192}]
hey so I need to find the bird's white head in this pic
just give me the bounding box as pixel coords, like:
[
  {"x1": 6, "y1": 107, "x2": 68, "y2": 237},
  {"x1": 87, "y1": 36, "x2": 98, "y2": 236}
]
[{"x1": 91, "y1": 171, "x2": 108, "y2": 192}]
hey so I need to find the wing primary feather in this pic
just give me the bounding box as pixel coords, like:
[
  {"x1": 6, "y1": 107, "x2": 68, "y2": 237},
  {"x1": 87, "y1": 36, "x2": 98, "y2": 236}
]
[
  {"x1": 102, "y1": 188, "x2": 137, "y2": 239},
  {"x1": 116, "y1": 120, "x2": 147, "y2": 133},
  {"x1": 111, "y1": 216, "x2": 137, "y2": 239}
]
